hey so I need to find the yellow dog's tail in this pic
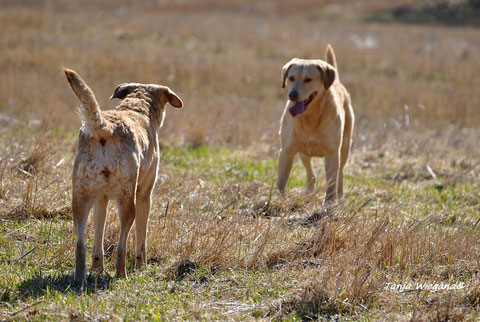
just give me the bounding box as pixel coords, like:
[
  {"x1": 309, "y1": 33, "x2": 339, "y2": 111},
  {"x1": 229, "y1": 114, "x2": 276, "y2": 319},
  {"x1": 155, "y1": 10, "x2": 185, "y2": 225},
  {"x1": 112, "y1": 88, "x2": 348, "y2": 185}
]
[
  {"x1": 325, "y1": 44, "x2": 339, "y2": 81},
  {"x1": 64, "y1": 67, "x2": 112, "y2": 137}
]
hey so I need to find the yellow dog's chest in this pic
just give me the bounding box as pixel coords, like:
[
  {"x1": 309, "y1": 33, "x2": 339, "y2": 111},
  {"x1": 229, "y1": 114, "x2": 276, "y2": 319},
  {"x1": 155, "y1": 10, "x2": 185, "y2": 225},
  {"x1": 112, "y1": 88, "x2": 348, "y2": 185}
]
[{"x1": 295, "y1": 137, "x2": 328, "y2": 157}]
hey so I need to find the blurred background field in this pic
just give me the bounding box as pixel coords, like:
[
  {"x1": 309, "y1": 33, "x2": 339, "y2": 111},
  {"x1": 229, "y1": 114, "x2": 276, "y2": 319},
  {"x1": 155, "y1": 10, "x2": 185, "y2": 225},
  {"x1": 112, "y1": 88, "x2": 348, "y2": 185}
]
[
  {"x1": 0, "y1": 0, "x2": 479, "y2": 320},
  {"x1": 1, "y1": 0, "x2": 480, "y2": 146}
]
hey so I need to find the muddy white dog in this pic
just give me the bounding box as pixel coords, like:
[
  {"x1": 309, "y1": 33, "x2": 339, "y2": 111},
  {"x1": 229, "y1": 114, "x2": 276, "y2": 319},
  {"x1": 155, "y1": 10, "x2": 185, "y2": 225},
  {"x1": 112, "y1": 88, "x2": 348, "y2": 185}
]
[{"x1": 64, "y1": 68, "x2": 183, "y2": 286}]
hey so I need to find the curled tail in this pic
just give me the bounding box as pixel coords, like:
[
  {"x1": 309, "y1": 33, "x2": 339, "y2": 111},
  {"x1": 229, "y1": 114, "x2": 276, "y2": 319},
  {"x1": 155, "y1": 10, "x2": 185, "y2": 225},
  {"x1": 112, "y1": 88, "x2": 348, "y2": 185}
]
[
  {"x1": 63, "y1": 67, "x2": 112, "y2": 137},
  {"x1": 325, "y1": 44, "x2": 339, "y2": 81}
]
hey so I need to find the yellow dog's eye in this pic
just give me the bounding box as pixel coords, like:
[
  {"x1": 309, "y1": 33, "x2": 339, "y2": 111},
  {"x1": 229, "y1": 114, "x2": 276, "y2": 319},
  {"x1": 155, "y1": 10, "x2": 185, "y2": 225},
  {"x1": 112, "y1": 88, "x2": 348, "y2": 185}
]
[
  {"x1": 288, "y1": 76, "x2": 294, "y2": 82},
  {"x1": 304, "y1": 78, "x2": 312, "y2": 83}
]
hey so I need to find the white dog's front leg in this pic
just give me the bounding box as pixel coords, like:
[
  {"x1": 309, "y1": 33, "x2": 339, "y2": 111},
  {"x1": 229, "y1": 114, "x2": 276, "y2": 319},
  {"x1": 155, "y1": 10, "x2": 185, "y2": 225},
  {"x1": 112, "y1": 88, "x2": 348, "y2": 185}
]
[{"x1": 135, "y1": 191, "x2": 151, "y2": 269}]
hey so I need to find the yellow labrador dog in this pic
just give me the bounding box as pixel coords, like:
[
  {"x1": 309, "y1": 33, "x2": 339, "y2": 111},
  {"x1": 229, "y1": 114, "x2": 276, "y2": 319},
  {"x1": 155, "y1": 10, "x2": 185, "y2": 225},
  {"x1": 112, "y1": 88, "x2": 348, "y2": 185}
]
[
  {"x1": 64, "y1": 68, "x2": 183, "y2": 286},
  {"x1": 277, "y1": 45, "x2": 354, "y2": 205}
]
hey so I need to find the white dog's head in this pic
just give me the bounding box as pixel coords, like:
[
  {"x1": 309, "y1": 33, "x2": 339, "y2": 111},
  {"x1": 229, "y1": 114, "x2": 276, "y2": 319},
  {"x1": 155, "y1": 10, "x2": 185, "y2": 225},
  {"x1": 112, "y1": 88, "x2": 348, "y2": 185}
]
[{"x1": 110, "y1": 83, "x2": 183, "y2": 126}]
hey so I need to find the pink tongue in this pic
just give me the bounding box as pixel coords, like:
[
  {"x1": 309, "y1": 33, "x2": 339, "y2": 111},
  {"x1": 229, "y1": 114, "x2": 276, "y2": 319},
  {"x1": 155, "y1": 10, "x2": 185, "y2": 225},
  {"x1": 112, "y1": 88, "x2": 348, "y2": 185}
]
[{"x1": 289, "y1": 101, "x2": 306, "y2": 117}]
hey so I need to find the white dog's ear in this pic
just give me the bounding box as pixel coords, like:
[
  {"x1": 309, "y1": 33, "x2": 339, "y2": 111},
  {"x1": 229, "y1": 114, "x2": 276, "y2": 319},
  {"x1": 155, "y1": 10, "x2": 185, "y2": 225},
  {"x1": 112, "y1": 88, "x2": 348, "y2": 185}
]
[
  {"x1": 110, "y1": 83, "x2": 141, "y2": 100},
  {"x1": 281, "y1": 59, "x2": 296, "y2": 88},
  {"x1": 166, "y1": 87, "x2": 183, "y2": 108},
  {"x1": 317, "y1": 63, "x2": 336, "y2": 90},
  {"x1": 152, "y1": 86, "x2": 183, "y2": 108}
]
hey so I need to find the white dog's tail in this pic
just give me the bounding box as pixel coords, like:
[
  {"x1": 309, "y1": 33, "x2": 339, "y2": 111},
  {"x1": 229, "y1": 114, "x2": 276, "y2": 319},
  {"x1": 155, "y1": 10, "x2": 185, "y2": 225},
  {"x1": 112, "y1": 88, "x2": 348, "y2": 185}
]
[
  {"x1": 325, "y1": 44, "x2": 339, "y2": 81},
  {"x1": 64, "y1": 67, "x2": 113, "y2": 137}
]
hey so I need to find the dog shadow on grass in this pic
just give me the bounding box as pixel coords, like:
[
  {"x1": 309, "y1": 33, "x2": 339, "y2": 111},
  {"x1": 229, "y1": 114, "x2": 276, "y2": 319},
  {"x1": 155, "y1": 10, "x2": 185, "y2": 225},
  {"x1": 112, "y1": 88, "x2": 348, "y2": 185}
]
[{"x1": 16, "y1": 271, "x2": 114, "y2": 299}]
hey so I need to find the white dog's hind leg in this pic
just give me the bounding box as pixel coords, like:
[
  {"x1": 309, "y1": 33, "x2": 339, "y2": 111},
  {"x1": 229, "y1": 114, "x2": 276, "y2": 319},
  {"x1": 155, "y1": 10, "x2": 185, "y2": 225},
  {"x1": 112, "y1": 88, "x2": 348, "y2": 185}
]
[
  {"x1": 92, "y1": 195, "x2": 108, "y2": 270},
  {"x1": 115, "y1": 196, "x2": 135, "y2": 278},
  {"x1": 72, "y1": 194, "x2": 93, "y2": 286}
]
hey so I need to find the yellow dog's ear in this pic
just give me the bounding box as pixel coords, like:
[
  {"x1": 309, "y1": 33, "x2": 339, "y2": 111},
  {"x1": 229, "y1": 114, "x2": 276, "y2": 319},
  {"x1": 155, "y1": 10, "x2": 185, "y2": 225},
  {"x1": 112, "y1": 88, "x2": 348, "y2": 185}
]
[
  {"x1": 281, "y1": 59, "x2": 297, "y2": 88},
  {"x1": 316, "y1": 62, "x2": 336, "y2": 90}
]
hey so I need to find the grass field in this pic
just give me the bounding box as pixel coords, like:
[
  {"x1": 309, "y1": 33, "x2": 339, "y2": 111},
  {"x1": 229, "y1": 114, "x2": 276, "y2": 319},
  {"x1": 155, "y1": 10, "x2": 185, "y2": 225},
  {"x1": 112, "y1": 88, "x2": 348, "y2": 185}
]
[{"x1": 1, "y1": 0, "x2": 480, "y2": 320}]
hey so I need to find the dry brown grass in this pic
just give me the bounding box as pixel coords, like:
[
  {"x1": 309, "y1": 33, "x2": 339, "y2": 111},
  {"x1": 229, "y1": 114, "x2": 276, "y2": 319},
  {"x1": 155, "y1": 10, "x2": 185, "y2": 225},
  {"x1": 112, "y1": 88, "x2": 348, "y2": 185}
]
[{"x1": 0, "y1": 0, "x2": 479, "y2": 320}]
